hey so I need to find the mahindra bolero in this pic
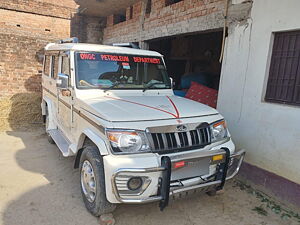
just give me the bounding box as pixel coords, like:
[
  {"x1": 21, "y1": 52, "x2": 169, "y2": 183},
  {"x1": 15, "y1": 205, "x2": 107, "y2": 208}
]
[{"x1": 41, "y1": 38, "x2": 245, "y2": 216}]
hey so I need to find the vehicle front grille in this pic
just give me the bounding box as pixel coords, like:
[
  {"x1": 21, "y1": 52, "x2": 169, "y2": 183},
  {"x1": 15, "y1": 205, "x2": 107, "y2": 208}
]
[{"x1": 149, "y1": 126, "x2": 211, "y2": 154}]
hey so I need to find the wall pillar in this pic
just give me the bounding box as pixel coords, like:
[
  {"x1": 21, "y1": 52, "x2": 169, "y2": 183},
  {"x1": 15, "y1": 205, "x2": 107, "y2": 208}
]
[
  {"x1": 71, "y1": 14, "x2": 106, "y2": 44},
  {"x1": 139, "y1": 41, "x2": 149, "y2": 50}
]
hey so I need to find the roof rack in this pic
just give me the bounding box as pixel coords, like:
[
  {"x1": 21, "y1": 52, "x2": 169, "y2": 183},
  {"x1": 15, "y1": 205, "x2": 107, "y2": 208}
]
[
  {"x1": 112, "y1": 42, "x2": 140, "y2": 49},
  {"x1": 57, "y1": 37, "x2": 79, "y2": 44}
]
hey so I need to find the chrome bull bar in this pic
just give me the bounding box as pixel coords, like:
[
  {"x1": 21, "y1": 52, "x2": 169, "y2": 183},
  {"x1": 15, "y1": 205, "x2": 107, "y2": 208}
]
[{"x1": 111, "y1": 148, "x2": 245, "y2": 210}]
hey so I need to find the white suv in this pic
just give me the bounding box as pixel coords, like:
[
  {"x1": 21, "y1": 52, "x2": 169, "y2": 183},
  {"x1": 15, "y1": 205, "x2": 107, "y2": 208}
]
[{"x1": 41, "y1": 38, "x2": 245, "y2": 216}]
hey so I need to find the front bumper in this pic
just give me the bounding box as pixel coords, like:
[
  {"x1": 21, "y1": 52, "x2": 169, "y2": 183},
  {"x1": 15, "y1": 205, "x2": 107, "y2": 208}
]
[{"x1": 110, "y1": 148, "x2": 245, "y2": 209}]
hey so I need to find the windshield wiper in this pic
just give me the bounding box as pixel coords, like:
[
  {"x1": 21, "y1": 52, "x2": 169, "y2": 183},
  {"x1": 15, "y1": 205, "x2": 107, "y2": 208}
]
[
  {"x1": 142, "y1": 82, "x2": 165, "y2": 92},
  {"x1": 103, "y1": 82, "x2": 119, "y2": 92}
]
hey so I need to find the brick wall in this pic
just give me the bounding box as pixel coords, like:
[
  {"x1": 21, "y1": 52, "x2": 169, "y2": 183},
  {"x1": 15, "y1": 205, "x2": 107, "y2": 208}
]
[
  {"x1": 0, "y1": 0, "x2": 77, "y2": 130},
  {"x1": 0, "y1": 9, "x2": 72, "y2": 39},
  {"x1": 103, "y1": 0, "x2": 225, "y2": 44},
  {"x1": 0, "y1": 34, "x2": 55, "y2": 97},
  {"x1": 0, "y1": 0, "x2": 76, "y2": 19},
  {"x1": 0, "y1": 34, "x2": 56, "y2": 130}
]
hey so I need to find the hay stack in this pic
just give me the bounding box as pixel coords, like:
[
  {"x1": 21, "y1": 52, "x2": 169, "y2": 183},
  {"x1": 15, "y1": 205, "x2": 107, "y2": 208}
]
[{"x1": 0, "y1": 93, "x2": 43, "y2": 131}]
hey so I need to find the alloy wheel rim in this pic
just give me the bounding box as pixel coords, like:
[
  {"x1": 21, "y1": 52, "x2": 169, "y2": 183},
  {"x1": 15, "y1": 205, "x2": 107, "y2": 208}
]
[{"x1": 81, "y1": 160, "x2": 96, "y2": 203}]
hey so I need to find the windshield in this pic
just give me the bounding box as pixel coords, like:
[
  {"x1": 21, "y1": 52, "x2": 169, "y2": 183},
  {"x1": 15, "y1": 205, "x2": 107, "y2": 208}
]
[{"x1": 75, "y1": 52, "x2": 171, "y2": 90}]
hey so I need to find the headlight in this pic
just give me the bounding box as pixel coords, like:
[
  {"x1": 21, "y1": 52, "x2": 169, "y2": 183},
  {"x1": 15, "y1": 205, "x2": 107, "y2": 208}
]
[
  {"x1": 210, "y1": 120, "x2": 228, "y2": 143},
  {"x1": 107, "y1": 130, "x2": 151, "y2": 154}
]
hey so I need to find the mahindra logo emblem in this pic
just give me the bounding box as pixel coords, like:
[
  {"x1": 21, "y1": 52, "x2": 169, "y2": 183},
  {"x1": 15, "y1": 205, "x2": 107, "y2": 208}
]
[{"x1": 176, "y1": 125, "x2": 187, "y2": 132}]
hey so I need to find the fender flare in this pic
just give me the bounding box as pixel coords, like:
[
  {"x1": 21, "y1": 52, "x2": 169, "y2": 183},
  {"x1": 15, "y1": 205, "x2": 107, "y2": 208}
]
[{"x1": 74, "y1": 128, "x2": 109, "y2": 168}]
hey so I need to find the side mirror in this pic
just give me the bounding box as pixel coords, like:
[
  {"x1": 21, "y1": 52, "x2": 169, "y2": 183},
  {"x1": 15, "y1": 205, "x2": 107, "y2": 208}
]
[{"x1": 56, "y1": 73, "x2": 69, "y2": 89}]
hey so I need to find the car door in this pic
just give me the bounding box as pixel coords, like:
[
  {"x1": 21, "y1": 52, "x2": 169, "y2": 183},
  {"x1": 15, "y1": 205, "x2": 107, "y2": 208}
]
[
  {"x1": 42, "y1": 52, "x2": 60, "y2": 128},
  {"x1": 57, "y1": 52, "x2": 74, "y2": 141}
]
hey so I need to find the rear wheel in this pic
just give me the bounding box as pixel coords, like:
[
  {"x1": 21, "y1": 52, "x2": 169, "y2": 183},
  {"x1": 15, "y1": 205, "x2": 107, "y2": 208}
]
[{"x1": 80, "y1": 146, "x2": 116, "y2": 216}]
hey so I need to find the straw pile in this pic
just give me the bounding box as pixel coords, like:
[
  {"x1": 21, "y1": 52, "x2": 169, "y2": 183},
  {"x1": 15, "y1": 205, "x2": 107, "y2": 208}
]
[{"x1": 0, "y1": 93, "x2": 43, "y2": 131}]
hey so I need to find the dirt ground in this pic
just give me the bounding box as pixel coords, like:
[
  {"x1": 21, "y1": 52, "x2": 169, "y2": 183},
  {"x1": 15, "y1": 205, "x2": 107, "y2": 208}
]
[{"x1": 0, "y1": 128, "x2": 299, "y2": 225}]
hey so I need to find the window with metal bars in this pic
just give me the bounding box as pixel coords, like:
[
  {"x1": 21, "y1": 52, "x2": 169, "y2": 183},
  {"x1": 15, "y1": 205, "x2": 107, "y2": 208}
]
[{"x1": 265, "y1": 30, "x2": 300, "y2": 106}]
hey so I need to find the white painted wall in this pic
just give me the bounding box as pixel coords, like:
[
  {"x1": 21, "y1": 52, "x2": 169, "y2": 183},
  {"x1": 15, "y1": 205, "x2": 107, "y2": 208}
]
[{"x1": 218, "y1": 0, "x2": 300, "y2": 184}]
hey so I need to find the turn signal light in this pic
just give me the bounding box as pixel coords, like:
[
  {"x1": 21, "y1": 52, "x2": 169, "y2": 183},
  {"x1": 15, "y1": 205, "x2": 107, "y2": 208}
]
[
  {"x1": 212, "y1": 154, "x2": 224, "y2": 162},
  {"x1": 173, "y1": 161, "x2": 185, "y2": 169},
  {"x1": 213, "y1": 120, "x2": 227, "y2": 128}
]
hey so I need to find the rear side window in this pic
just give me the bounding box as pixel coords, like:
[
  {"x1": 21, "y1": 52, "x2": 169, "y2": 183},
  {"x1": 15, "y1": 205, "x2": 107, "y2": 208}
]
[
  {"x1": 51, "y1": 56, "x2": 59, "y2": 79},
  {"x1": 43, "y1": 55, "x2": 51, "y2": 76}
]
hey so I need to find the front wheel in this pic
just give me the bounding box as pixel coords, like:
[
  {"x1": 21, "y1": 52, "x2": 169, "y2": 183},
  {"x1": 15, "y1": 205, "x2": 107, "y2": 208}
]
[{"x1": 79, "y1": 146, "x2": 116, "y2": 216}]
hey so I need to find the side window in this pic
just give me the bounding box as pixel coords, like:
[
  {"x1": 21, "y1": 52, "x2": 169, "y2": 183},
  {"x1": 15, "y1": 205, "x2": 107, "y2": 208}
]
[
  {"x1": 51, "y1": 55, "x2": 59, "y2": 79},
  {"x1": 62, "y1": 56, "x2": 71, "y2": 85},
  {"x1": 61, "y1": 56, "x2": 70, "y2": 76},
  {"x1": 43, "y1": 55, "x2": 51, "y2": 76}
]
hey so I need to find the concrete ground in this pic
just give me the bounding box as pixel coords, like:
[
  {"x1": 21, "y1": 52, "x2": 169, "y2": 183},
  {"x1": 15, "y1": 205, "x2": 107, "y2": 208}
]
[{"x1": 0, "y1": 128, "x2": 299, "y2": 225}]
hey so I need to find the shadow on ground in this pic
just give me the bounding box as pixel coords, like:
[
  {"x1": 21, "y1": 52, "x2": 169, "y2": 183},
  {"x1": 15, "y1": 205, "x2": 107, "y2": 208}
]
[{"x1": 1, "y1": 129, "x2": 98, "y2": 225}]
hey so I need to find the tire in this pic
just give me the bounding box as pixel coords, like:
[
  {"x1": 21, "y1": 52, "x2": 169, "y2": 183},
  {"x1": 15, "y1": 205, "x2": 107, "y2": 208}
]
[
  {"x1": 79, "y1": 146, "x2": 116, "y2": 216},
  {"x1": 45, "y1": 107, "x2": 55, "y2": 144}
]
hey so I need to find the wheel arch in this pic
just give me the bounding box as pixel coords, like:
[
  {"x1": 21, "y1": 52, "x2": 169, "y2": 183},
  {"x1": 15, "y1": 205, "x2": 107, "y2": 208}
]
[
  {"x1": 42, "y1": 96, "x2": 56, "y2": 130},
  {"x1": 41, "y1": 98, "x2": 47, "y2": 116},
  {"x1": 74, "y1": 129, "x2": 109, "y2": 169}
]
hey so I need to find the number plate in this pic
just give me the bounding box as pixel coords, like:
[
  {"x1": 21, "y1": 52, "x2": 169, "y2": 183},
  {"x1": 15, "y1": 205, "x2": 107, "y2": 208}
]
[{"x1": 171, "y1": 157, "x2": 210, "y2": 181}]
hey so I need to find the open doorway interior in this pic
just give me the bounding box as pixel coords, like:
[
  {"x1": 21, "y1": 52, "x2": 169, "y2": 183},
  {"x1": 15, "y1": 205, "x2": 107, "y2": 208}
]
[{"x1": 148, "y1": 30, "x2": 223, "y2": 107}]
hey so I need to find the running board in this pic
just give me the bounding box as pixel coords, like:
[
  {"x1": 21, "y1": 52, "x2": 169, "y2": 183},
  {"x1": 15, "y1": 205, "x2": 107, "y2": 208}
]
[{"x1": 48, "y1": 129, "x2": 71, "y2": 157}]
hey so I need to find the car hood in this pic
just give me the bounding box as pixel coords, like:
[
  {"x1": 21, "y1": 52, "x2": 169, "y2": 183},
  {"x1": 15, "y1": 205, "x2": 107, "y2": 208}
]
[{"x1": 80, "y1": 95, "x2": 218, "y2": 122}]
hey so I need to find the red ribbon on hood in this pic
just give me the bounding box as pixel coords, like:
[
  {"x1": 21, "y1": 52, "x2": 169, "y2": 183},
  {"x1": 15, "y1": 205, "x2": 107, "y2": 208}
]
[{"x1": 104, "y1": 96, "x2": 180, "y2": 119}]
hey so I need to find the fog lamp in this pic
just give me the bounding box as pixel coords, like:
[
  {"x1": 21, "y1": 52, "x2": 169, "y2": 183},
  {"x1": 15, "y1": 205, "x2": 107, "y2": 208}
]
[{"x1": 127, "y1": 177, "x2": 143, "y2": 191}]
